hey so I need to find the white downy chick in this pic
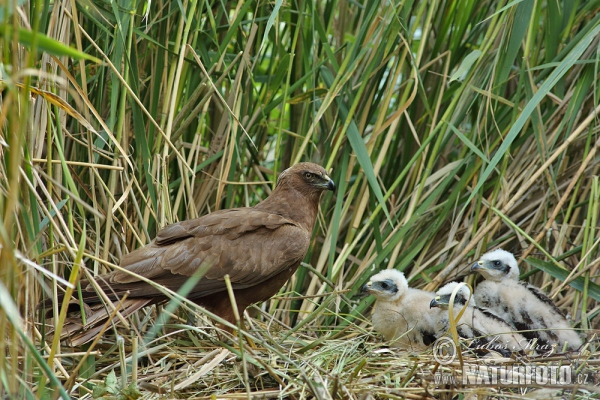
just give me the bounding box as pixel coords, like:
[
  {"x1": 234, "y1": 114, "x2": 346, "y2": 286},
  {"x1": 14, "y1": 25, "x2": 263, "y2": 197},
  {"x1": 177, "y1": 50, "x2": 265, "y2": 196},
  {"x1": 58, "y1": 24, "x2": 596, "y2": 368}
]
[
  {"x1": 362, "y1": 269, "x2": 445, "y2": 352},
  {"x1": 471, "y1": 249, "x2": 582, "y2": 352},
  {"x1": 430, "y1": 282, "x2": 529, "y2": 356}
]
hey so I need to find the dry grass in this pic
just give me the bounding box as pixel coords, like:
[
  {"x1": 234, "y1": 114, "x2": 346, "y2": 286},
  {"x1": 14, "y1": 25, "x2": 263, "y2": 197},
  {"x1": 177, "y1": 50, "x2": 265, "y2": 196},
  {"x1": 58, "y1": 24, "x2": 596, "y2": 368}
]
[{"x1": 49, "y1": 302, "x2": 600, "y2": 399}]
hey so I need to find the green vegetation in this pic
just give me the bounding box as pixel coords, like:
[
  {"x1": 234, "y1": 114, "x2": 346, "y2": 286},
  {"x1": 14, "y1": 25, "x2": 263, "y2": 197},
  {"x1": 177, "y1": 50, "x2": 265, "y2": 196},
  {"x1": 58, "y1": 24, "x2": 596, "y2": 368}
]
[{"x1": 1, "y1": 0, "x2": 599, "y2": 397}]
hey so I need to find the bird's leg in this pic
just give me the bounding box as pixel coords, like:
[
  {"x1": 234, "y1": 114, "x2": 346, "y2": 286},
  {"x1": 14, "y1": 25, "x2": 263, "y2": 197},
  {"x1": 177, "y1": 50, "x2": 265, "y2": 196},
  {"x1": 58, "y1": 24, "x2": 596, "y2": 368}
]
[
  {"x1": 184, "y1": 309, "x2": 197, "y2": 326},
  {"x1": 211, "y1": 316, "x2": 257, "y2": 350},
  {"x1": 238, "y1": 315, "x2": 257, "y2": 349},
  {"x1": 201, "y1": 295, "x2": 257, "y2": 348},
  {"x1": 220, "y1": 287, "x2": 258, "y2": 349},
  {"x1": 223, "y1": 314, "x2": 258, "y2": 349}
]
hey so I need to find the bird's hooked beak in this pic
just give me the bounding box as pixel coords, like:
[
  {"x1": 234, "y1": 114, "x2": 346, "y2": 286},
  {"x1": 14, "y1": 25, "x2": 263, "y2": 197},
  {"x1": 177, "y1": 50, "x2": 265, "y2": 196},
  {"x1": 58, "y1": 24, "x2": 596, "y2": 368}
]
[
  {"x1": 471, "y1": 260, "x2": 484, "y2": 272},
  {"x1": 430, "y1": 295, "x2": 449, "y2": 309},
  {"x1": 324, "y1": 175, "x2": 336, "y2": 192},
  {"x1": 360, "y1": 281, "x2": 373, "y2": 295}
]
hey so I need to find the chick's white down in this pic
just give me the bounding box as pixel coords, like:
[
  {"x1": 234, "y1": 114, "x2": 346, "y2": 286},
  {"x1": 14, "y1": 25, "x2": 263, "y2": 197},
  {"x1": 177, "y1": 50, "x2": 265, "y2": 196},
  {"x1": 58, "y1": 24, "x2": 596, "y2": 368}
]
[
  {"x1": 433, "y1": 282, "x2": 529, "y2": 355},
  {"x1": 472, "y1": 249, "x2": 582, "y2": 352},
  {"x1": 364, "y1": 269, "x2": 444, "y2": 351}
]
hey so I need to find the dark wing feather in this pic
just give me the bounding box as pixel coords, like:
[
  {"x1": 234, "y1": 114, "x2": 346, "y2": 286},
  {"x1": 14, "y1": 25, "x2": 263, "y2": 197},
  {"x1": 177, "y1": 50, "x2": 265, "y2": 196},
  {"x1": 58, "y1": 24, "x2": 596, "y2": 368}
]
[
  {"x1": 98, "y1": 208, "x2": 309, "y2": 298},
  {"x1": 519, "y1": 281, "x2": 565, "y2": 317},
  {"x1": 476, "y1": 306, "x2": 513, "y2": 327},
  {"x1": 420, "y1": 329, "x2": 438, "y2": 346}
]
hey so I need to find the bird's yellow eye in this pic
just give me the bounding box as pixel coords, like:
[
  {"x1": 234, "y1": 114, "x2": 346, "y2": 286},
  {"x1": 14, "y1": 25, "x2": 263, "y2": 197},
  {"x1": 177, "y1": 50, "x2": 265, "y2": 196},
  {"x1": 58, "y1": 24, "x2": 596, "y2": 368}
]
[{"x1": 304, "y1": 172, "x2": 313, "y2": 179}]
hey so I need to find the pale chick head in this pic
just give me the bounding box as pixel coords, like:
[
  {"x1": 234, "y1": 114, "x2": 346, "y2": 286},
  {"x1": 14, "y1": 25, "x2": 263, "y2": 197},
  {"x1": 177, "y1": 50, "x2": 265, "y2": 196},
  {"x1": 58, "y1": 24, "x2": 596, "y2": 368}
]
[
  {"x1": 471, "y1": 248, "x2": 519, "y2": 282},
  {"x1": 362, "y1": 269, "x2": 408, "y2": 302},
  {"x1": 431, "y1": 282, "x2": 475, "y2": 309}
]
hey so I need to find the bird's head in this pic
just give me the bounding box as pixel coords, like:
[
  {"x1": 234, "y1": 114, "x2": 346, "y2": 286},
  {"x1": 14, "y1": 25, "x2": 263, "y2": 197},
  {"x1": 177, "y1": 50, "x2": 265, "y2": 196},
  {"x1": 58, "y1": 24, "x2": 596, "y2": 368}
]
[
  {"x1": 256, "y1": 162, "x2": 334, "y2": 232},
  {"x1": 470, "y1": 248, "x2": 519, "y2": 282},
  {"x1": 276, "y1": 162, "x2": 336, "y2": 196},
  {"x1": 361, "y1": 269, "x2": 407, "y2": 302},
  {"x1": 429, "y1": 282, "x2": 474, "y2": 309}
]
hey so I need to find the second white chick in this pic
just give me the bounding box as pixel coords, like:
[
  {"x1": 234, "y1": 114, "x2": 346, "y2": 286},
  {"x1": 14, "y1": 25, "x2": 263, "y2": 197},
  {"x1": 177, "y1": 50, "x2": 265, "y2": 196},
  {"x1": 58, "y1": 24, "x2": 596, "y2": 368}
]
[
  {"x1": 362, "y1": 269, "x2": 444, "y2": 351},
  {"x1": 430, "y1": 282, "x2": 528, "y2": 357}
]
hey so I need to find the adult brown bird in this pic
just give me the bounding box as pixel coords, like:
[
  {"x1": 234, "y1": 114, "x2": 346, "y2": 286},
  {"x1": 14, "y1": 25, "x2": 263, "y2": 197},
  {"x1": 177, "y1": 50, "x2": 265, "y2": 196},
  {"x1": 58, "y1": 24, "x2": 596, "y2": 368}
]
[{"x1": 50, "y1": 162, "x2": 335, "y2": 345}]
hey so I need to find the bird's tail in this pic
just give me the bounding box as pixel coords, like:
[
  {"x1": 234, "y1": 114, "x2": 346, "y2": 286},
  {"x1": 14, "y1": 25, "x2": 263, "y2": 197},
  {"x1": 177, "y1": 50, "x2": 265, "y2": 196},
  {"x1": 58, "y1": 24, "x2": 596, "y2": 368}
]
[{"x1": 40, "y1": 293, "x2": 152, "y2": 346}]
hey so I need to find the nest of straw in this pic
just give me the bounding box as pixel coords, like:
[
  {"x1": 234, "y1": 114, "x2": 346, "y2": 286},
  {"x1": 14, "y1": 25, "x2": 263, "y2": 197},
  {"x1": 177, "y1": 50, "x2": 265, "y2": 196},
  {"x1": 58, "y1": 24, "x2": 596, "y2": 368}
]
[{"x1": 46, "y1": 297, "x2": 600, "y2": 400}]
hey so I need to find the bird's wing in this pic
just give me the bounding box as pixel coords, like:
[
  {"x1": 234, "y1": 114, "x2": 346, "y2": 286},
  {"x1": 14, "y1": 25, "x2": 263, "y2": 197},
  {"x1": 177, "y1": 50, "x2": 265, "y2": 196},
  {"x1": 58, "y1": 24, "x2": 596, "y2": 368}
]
[
  {"x1": 519, "y1": 281, "x2": 565, "y2": 317},
  {"x1": 107, "y1": 208, "x2": 309, "y2": 295},
  {"x1": 476, "y1": 306, "x2": 512, "y2": 326},
  {"x1": 419, "y1": 329, "x2": 438, "y2": 346}
]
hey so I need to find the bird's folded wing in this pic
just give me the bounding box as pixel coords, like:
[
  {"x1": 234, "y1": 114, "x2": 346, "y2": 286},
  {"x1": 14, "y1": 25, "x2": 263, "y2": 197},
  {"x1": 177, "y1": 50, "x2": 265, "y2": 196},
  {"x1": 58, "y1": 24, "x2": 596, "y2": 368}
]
[
  {"x1": 519, "y1": 281, "x2": 565, "y2": 317},
  {"x1": 476, "y1": 307, "x2": 508, "y2": 324},
  {"x1": 108, "y1": 209, "x2": 309, "y2": 294}
]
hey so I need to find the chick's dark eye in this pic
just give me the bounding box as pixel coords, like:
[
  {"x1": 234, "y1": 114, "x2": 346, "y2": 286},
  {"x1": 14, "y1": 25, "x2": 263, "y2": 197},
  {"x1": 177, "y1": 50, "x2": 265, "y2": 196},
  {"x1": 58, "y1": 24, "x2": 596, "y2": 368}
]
[
  {"x1": 493, "y1": 261, "x2": 501, "y2": 266},
  {"x1": 380, "y1": 282, "x2": 389, "y2": 289},
  {"x1": 304, "y1": 172, "x2": 313, "y2": 179}
]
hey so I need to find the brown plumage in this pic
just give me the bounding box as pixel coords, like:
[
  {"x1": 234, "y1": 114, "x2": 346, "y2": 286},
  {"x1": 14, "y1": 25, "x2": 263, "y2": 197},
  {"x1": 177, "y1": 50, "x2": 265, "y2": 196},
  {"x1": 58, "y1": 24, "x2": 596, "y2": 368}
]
[{"x1": 48, "y1": 162, "x2": 334, "y2": 345}]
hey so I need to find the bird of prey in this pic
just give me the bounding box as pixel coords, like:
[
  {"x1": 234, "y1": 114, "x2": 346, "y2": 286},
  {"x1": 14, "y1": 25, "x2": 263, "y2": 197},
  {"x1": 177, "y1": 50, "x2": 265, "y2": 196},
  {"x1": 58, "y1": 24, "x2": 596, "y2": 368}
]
[
  {"x1": 362, "y1": 269, "x2": 445, "y2": 351},
  {"x1": 430, "y1": 282, "x2": 528, "y2": 357},
  {"x1": 471, "y1": 249, "x2": 582, "y2": 352},
  {"x1": 49, "y1": 162, "x2": 335, "y2": 345}
]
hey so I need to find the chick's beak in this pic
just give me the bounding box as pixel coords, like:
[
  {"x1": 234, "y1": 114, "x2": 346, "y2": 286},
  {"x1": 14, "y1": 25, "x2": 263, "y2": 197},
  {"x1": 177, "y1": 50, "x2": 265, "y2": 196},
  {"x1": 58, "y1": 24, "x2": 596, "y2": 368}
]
[
  {"x1": 471, "y1": 260, "x2": 484, "y2": 271},
  {"x1": 361, "y1": 281, "x2": 372, "y2": 294},
  {"x1": 430, "y1": 294, "x2": 452, "y2": 308}
]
